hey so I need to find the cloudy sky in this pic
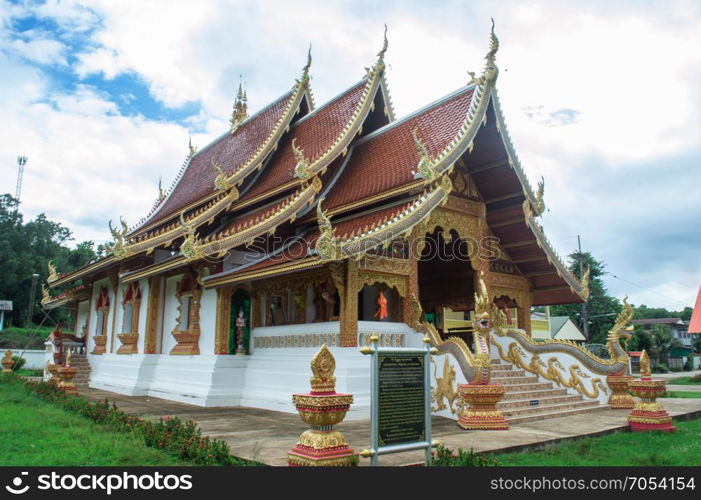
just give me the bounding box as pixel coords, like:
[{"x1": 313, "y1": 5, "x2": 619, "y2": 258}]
[{"x1": 1, "y1": 0, "x2": 699, "y2": 310}]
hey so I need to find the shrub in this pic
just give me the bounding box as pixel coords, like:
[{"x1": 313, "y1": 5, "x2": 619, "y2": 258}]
[
  {"x1": 690, "y1": 374, "x2": 701, "y2": 383},
  {"x1": 11, "y1": 356, "x2": 26, "y2": 372},
  {"x1": 22, "y1": 379, "x2": 256, "y2": 466},
  {"x1": 683, "y1": 356, "x2": 693, "y2": 371},
  {"x1": 431, "y1": 444, "x2": 501, "y2": 467},
  {"x1": 652, "y1": 364, "x2": 669, "y2": 374}
]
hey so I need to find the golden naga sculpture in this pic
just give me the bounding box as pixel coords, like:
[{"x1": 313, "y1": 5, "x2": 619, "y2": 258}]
[
  {"x1": 534, "y1": 176, "x2": 545, "y2": 216},
  {"x1": 296, "y1": 44, "x2": 312, "y2": 87},
  {"x1": 211, "y1": 158, "x2": 239, "y2": 193},
  {"x1": 291, "y1": 138, "x2": 311, "y2": 179},
  {"x1": 580, "y1": 265, "x2": 591, "y2": 300},
  {"x1": 315, "y1": 197, "x2": 340, "y2": 261},
  {"x1": 606, "y1": 296, "x2": 634, "y2": 363},
  {"x1": 47, "y1": 260, "x2": 59, "y2": 282},
  {"x1": 179, "y1": 212, "x2": 205, "y2": 261},
  {"x1": 156, "y1": 176, "x2": 166, "y2": 203},
  {"x1": 41, "y1": 284, "x2": 51, "y2": 306},
  {"x1": 108, "y1": 217, "x2": 131, "y2": 259},
  {"x1": 412, "y1": 127, "x2": 437, "y2": 180},
  {"x1": 188, "y1": 134, "x2": 197, "y2": 158},
  {"x1": 467, "y1": 18, "x2": 499, "y2": 86},
  {"x1": 229, "y1": 79, "x2": 249, "y2": 134}
]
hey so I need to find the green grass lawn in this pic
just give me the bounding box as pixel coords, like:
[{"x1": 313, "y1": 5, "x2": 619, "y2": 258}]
[
  {"x1": 668, "y1": 376, "x2": 701, "y2": 385},
  {"x1": 0, "y1": 377, "x2": 188, "y2": 466},
  {"x1": 15, "y1": 368, "x2": 43, "y2": 377},
  {"x1": 662, "y1": 391, "x2": 701, "y2": 399},
  {"x1": 496, "y1": 418, "x2": 701, "y2": 466}
]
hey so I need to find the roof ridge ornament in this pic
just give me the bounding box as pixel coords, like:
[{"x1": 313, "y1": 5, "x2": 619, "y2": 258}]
[
  {"x1": 212, "y1": 157, "x2": 237, "y2": 191},
  {"x1": 291, "y1": 138, "x2": 311, "y2": 179},
  {"x1": 47, "y1": 260, "x2": 59, "y2": 283},
  {"x1": 179, "y1": 211, "x2": 204, "y2": 261},
  {"x1": 297, "y1": 44, "x2": 312, "y2": 88},
  {"x1": 315, "y1": 197, "x2": 340, "y2": 260},
  {"x1": 534, "y1": 176, "x2": 545, "y2": 216},
  {"x1": 366, "y1": 24, "x2": 389, "y2": 77},
  {"x1": 188, "y1": 133, "x2": 197, "y2": 158},
  {"x1": 229, "y1": 76, "x2": 249, "y2": 134},
  {"x1": 412, "y1": 127, "x2": 437, "y2": 180},
  {"x1": 108, "y1": 217, "x2": 131, "y2": 259},
  {"x1": 467, "y1": 18, "x2": 499, "y2": 86},
  {"x1": 580, "y1": 265, "x2": 591, "y2": 300},
  {"x1": 157, "y1": 176, "x2": 165, "y2": 203}
]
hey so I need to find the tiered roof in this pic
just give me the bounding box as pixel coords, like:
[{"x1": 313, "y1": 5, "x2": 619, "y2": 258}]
[{"x1": 48, "y1": 24, "x2": 588, "y2": 306}]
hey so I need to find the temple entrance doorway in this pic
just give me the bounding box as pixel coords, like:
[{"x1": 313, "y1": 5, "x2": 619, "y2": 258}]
[
  {"x1": 230, "y1": 288, "x2": 251, "y2": 355},
  {"x1": 418, "y1": 228, "x2": 476, "y2": 344}
]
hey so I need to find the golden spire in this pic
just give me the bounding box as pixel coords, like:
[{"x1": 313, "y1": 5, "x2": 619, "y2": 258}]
[
  {"x1": 157, "y1": 176, "x2": 165, "y2": 202},
  {"x1": 377, "y1": 24, "x2": 388, "y2": 61},
  {"x1": 41, "y1": 284, "x2": 50, "y2": 305},
  {"x1": 188, "y1": 133, "x2": 197, "y2": 157},
  {"x1": 229, "y1": 76, "x2": 249, "y2": 134}
]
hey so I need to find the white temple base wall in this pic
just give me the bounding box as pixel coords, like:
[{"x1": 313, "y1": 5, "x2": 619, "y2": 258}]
[{"x1": 87, "y1": 321, "x2": 424, "y2": 420}]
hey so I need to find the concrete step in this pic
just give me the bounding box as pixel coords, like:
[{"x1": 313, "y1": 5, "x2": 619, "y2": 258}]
[
  {"x1": 502, "y1": 388, "x2": 568, "y2": 400},
  {"x1": 503, "y1": 382, "x2": 558, "y2": 392},
  {"x1": 493, "y1": 375, "x2": 540, "y2": 385},
  {"x1": 497, "y1": 394, "x2": 584, "y2": 410},
  {"x1": 502, "y1": 400, "x2": 599, "y2": 418},
  {"x1": 489, "y1": 369, "x2": 526, "y2": 378},
  {"x1": 506, "y1": 404, "x2": 609, "y2": 425}
]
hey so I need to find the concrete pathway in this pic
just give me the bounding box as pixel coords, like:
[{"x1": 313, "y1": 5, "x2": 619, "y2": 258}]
[{"x1": 78, "y1": 388, "x2": 701, "y2": 466}]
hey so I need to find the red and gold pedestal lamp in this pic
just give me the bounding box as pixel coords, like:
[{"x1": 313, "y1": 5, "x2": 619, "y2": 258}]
[
  {"x1": 288, "y1": 344, "x2": 356, "y2": 466},
  {"x1": 2, "y1": 350, "x2": 14, "y2": 374},
  {"x1": 57, "y1": 351, "x2": 79, "y2": 396},
  {"x1": 606, "y1": 374, "x2": 635, "y2": 409},
  {"x1": 627, "y1": 350, "x2": 675, "y2": 432}
]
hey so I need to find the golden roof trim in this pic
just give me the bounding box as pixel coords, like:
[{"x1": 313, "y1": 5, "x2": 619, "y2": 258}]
[
  {"x1": 48, "y1": 255, "x2": 118, "y2": 289},
  {"x1": 203, "y1": 256, "x2": 322, "y2": 288}
]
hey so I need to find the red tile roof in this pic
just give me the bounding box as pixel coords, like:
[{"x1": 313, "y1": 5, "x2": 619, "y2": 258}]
[
  {"x1": 238, "y1": 80, "x2": 368, "y2": 203},
  {"x1": 145, "y1": 90, "x2": 295, "y2": 226},
  {"x1": 324, "y1": 87, "x2": 474, "y2": 211},
  {"x1": 690, "y1": 286, "x2": 701, "y2": 334},
  {"x1": 329, "y1": 199, "x2": 418, "y2": 240}
]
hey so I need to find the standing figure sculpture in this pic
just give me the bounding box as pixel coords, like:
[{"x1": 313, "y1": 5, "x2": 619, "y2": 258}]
[{"x1": 235, "y1": 308, "x2": 246, "y2": 355}]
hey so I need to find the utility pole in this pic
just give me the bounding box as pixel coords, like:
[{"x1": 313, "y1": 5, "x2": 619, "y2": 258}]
[
  {"x1": 26, "y1": 273, "x2": 39, "y2": 328},
  {"x1": 16, "y1": 156, "x2": 27, "y2": 202},
  {"x1": 578, "y1": 235, "x2": 589, "y2": 341}
]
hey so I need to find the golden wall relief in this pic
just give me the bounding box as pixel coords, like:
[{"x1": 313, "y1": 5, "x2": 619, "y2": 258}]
[
  {"x1": 215, "y1": 286, "x2": 233, "y2": 354},
  {"x1": 143, "y1": 277, "x2": 161, "y2": 354}
]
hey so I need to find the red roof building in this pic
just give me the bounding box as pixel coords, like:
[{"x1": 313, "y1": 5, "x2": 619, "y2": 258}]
[{"x1": 689, "y1": 286, "x2": 701, "y2": 334}]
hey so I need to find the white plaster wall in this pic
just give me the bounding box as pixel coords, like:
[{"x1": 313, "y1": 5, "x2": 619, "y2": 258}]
[
  {"x1": 136, "y1": 278, "x2": 150, "y2": 353},
  {"x1": 198, "y1": 288, "x2": 217, "y2": 355},
  {"x1": 305, "y1": 284, "x2": 315, "y2": 322},
  {"x1": 14, "y1": 349, "x2": 46, "y2": 369},
  {"x1": 161, "y1": 275, "x2": 181, "y2": 355}
]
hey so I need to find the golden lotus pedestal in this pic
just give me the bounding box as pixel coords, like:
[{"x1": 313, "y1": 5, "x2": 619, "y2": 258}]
[
  {"x1": 457, "y1": 383, "x2": 508, "y2": 430},
  {"x1": 170, "y1": 331, "x2": 200, "y2": 355},
  {"x1": 627, "y1": 378, "x2": 675, "y2": 432},
  {"x1": 606, "y1": 375, "x2": 635, "y2": 409},
  {"x1": 57, "y1": 365, "x2": 79, "y2": 395},
  {"x1": 288, "y1": 344, "x2": 356, "y2": 466},
  {"x1": 288, "y1": 392, "x2": 355, "y2": 466}
]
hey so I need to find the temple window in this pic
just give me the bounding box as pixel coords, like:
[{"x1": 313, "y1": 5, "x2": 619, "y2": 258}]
[
  {"x1": 95, "y1": 287, "x2": 110, "y2": 336},
  {"x1": 121, "y1": 282, "x2": 141, "y2": 334},
  {"x1": 175, "y1": 274, "x2": 197, "y2": 331},
  {"x1": 358, "y1": 284, "x2": 400, "y2": 322}
]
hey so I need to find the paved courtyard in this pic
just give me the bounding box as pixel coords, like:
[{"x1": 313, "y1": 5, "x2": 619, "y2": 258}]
[{"x1": 78, "y1": 387, "x2": 701, "y2": 466}]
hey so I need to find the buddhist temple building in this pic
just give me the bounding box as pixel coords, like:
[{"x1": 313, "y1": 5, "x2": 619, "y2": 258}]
[{"x1": 43, "y1": 25, "x2": 597, "y2": 420}]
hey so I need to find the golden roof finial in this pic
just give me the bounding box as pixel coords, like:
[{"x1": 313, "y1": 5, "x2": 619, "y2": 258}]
[
  {"x1": 467, "y1": 18, "x2": 500, "y2": 86},
  {"x1": 47, "y1": 260, "x2": 59, "y2": 282},
  {"x1": 212, "y1": 157, "x2": 234, "y2": 191},
  {"x1": 580, "y1": 265, "x2": 591, "y2": 300},
  {"x1": 640, "y1": 349, "x2": 651, "y2": 377},
  {"x1": 412, "y1": 127, "x2": 436, "y2": 180},
  {"x1": 41, "y1": 283, "x2": 50, "y2": 305},
  {"x1": 535, "y1": 176, "x2": 545, "y2": 216},
  {"x1": 310, "y1": 343, "x2": 336, "y2": 393},
  {"x1": 315, "y1": 197, "x2": 340, "y2": 260},
  {"x1": 303, "y1": 43, "x2": 312, "y2": 75},
  {"x1": 291, "y1": 138, "x2": 310, "y2": 179},
  {"x1": 377, "y1": 23, "x2": 388, "y2": 61}
]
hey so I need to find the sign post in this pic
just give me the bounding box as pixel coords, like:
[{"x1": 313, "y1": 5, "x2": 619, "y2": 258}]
[
  {"x1": 360, "y1": 333, "x2": 437, "y2": 466},
  {"x1": 0, "y1": 301, "x2": 12, "y2": 332}
]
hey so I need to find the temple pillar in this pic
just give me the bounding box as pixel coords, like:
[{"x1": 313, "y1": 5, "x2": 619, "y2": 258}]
[
  {"x1": 340, "y1": 260, "x2": 358, "y2": 347},
  {"x1": 143, "y1": 276, "x2": 161, "y2": 354},
  {"x1": 108, "y1": 273, "x2": 119, "y2": 353},
  {"x1": 403, "y1": 256, "x2": 419, "y2": 326},
  {"x1": 214, "y1": 286, "x2": 232, "y2": 354}
]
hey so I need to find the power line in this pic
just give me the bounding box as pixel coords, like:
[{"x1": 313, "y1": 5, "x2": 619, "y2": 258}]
[{"x1": 610, "y1": 274, "x2": 691, "y2": 310}]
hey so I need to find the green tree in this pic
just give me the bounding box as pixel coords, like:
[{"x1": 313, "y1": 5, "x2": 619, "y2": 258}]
[
  {"x1": 550, "y1": 251, "x2": 622, "y2": 345},
  {"x1": 693, "y1": 335, "x2": 701, "y2": 355},
  {"x1": 0, "y1": 194, "x2": 100, "y2": 326}
]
